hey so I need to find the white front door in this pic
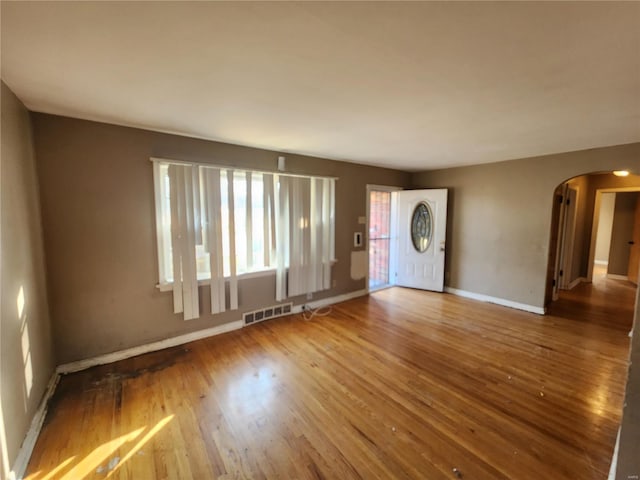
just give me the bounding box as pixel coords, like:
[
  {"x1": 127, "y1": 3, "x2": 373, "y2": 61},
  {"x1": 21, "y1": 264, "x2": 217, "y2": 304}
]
[{"x1": 395, "y1": 189, "x2": 448, "y2": 292}]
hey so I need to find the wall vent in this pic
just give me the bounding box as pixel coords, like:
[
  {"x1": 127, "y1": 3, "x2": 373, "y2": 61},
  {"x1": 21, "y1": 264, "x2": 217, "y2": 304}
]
[{"x1": 243, "y1": 302, "x2": 293, "y2": 326}]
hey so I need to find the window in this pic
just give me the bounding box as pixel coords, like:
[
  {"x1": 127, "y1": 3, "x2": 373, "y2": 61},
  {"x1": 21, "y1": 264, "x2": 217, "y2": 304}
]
[
  {"x1": 152, "y1": 158, "x2": 336, "y2": 320},
  {"x1": 155, "y1": 164, "x2": 274, "y2": 283}
]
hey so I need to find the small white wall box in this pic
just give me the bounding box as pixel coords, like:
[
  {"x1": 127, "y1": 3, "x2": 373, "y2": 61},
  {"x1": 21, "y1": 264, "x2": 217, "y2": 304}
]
[
  {"x1": 354, "y1": 232, "x2": 363, "y2": 247},
  {"x1": 278, "y1": 156, "x2": 286, "y2": 171}
]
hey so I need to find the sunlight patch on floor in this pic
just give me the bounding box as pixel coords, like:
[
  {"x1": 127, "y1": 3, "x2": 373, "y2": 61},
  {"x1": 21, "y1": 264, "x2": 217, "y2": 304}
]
[
  {"x1": 106, "y1": 415, "x2": 174, "y2": 478},
  {"x1": 23, "y1": 415, "x2": 175, "y2": 480},
  {"x1": 57, "y1": 427, "x2": 145, "y2": 480},
  {"x1": 29, "y1": 456, "x2": 76, "y2": 480}
]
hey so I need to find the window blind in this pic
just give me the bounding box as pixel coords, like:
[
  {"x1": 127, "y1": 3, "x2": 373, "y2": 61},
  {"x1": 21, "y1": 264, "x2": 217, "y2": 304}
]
[{"x1": 153, "y1": 158, "x2": 336, "y2": 320}]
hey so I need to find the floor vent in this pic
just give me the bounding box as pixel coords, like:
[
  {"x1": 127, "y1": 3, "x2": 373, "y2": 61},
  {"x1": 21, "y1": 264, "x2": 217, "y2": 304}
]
[{"x1": 243, "y1": 302, "x2": 293, "y2": 326}]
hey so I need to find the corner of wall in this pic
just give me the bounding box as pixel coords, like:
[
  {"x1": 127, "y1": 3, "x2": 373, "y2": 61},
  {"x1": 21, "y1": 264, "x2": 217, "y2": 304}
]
[{"x1": 1, "y1": 81, "x2": 56, "y2": 479}]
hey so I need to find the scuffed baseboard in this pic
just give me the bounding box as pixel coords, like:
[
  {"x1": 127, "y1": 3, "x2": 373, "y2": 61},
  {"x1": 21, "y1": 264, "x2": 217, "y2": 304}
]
[
  {"x1": 291, "y1": 289, "x2": 368, "y2": 314},
  {"x1": 608, "y1": 427, "x2": 620, "y2": 480},
  {"x1": 11, "y1": 372, "x2": 60, "y2": 480},
  {"x1": 10, "y1": 287, "x2": 365, "y2": 478},
  {"x1": 57, "y1": 320, "x2": 245, "y2": 374},
  {"x1": 444, "y1": 287, "x2": 545, "y2": 315},
  {"x1": 58, "y1": 289, "x2": 369, "y2": 375}
]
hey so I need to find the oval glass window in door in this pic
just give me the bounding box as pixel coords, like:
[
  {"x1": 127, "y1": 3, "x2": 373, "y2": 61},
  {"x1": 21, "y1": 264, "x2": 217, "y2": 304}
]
[{"x1": 411, "y1": 202, "x2": 433, "y2": 252}]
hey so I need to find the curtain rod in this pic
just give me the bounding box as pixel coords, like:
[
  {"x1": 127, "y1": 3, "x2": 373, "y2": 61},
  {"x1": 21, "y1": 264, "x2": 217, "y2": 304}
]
[{"x1": 150, "y1": 157, "x2": 339, "y2": 181}]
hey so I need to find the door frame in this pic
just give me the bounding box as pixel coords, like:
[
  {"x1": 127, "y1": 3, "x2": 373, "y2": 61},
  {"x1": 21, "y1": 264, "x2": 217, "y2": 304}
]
[
  {"x1": 587, "y1": 187, "x2": 640, "y2": 282},
  {"x1": 366, "y1": 184, "x2": 402, "y2": 293},
  {"x1": 551, "y1": 184, "x2": 569, "y2": 301},
  {"x1": 559, "y1": 186, "x2": 578, "y2": 290},
  {"x1": 550, "y1": 183, "x2": 580, "y2": 300}
]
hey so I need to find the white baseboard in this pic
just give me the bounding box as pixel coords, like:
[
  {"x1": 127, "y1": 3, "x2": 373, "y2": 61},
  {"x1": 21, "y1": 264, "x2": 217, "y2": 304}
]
[
  {"x1": 608, "y1": 427, "x2": 620, "y2": 480},
  {"x1": 57, "y1": 320, "x2": 245, "y2": 374},
  {"x1": 58, "y1": 289, "x2": 369, "y2": 375},
  {"x1": 607, "y1": 274, "x2": 629, "y2": 281},
  {"x1": 444, "y1": 287, "x2": 545, "y2": 315},
  {"x1": 594, "y1": 260, "x2": 609, "y2": 266},
  {"x1": 17, "y1": 288, "x2": 365, "y2": 476},
  {"x1": 291, "y1": 289, "x2": 368, "y2": 314},
  {"x1": 567, "y1": 276, "x2": 586, "y2": 290},
  {"x1": 11, "y1": 372, "x2": 60, "y2": 480}
]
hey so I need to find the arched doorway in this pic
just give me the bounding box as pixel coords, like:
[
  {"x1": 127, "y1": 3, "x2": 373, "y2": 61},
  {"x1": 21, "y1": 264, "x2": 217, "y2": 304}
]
[
  {"x1": 544, "y1": 170, "x2": 640, "y2": 477},
  {"x1": 545, "y1": 171, "x2": 640, "y2": 314}
]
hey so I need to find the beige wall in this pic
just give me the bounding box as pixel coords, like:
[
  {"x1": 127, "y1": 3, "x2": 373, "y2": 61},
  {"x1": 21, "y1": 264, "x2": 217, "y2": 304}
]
[
  {"x1": 411, "y1": 143, "x2": 640, "y2": 308},
  {"x1": 31, "y1": 113, "x2": 410, "y2": 364},
  {"x1": 608, "y1": 192, "x2": 638, "y2": 276},
  {"x1": 0, "y1": 83, "x2": 55, "y2": 476},
  {"x1": 594, "y1": 193, "x2": 615, "y2": 264},
  {"x1": 411, "y1": 148, "x2": 640, "y2": 475}
]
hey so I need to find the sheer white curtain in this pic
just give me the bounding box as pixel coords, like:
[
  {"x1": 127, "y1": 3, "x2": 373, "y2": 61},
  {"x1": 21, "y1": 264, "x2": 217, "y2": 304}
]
[{"x1": 275, "y1": 175, "x2": 335, "y2": 300}]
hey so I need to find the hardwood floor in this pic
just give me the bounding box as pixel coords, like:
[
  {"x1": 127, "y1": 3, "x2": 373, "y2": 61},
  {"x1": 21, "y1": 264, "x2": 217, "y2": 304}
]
[
  {"x1": 548, "y1": 265, "x2": 636, "y2": 333},
  {"x1": 25, "y1": 279, "x2": 633, "y2": 479}
]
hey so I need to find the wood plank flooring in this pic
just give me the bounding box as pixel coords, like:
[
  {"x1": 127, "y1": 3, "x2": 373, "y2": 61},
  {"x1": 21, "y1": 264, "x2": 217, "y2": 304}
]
[{"x1": 25, "y1": 278, "x2": 633, "y2": 479}]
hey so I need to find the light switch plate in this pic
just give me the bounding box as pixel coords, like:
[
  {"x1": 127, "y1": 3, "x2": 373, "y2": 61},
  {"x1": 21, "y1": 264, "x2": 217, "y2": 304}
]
[
  {"x1": 354, "y1": 232, "x2": 363, "y2": 247},
  {"x1": 358, "y1": 216, "x2": 366, "y2": 224}
]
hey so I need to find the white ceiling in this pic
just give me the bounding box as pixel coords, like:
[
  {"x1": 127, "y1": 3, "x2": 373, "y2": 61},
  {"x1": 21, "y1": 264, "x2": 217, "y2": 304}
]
[{"x1": 2, "y1": 2, "x2": 639, "y2": 171}]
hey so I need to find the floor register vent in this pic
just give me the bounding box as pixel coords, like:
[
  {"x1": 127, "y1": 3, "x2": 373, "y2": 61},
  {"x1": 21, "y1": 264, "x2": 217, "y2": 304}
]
[{"x1": 243, "y1": 302, "x2": 293, "y2": 326}]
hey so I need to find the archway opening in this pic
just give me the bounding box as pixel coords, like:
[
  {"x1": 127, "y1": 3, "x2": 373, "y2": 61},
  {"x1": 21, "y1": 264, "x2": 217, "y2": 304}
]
[
  {"x1": 545, "y1": 171, "x2": 640, "y2": 324},
  {"x1": 544, "y1": 170, "x2": 640, "y2": 476}
]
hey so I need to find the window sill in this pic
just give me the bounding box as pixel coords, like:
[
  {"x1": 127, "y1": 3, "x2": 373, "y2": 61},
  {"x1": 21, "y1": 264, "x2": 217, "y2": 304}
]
[
  {"x1": 156, "y1": 268, "x2": 275, "y2": 292},
  {"x1": 156, "y1": 260, "x2": 337, "y2": 292}
]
